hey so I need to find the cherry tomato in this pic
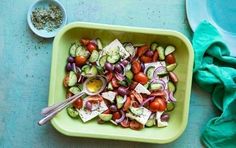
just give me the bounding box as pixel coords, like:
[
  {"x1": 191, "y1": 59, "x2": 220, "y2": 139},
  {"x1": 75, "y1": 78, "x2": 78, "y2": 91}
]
[
  {"x1": 123, "y1": 96, "x2": 131, "y2": 111},
  {"x1": 152, "y1": 51, "x2": 159, "y2": 62},
  {"x1": 112, "y1": 111, "x2": 121, "y2": 120},
  {"x1": 80, "y1": 39, "x2": 90, "y2": 46},
  {"x1": 134, "y1": 72, "x2": 148, "y2": 85},
  {"x1": 131, "y1": 60, "x2": 141, "y2": 74},
  {"x1": 103, "y1": 109, "x2": 111, "y2": 114},
  {"x1": 120, "y1": 118, "x2": 130, "y2": 128},
  {"x1": 136, "y1": 45, "x2": 149, "y2": 57},
  {"x1": 150, "y1": 98, "x2": 167, "y2": 112},
  {"x1": 165, "y1": 54, "x2": 176, "y2": 64},
  {"x1": 87, "y1": 95, "x2": 103, "y2": 103},
  {"x1": 130, "y1": 120, "x2": 143, "y2": 130},
  {"x1": 73, "y1": 98, "x2": 83, "y2": 109},
  {"x1": 150, "y1": 91, "x2": 165, "y2": 97},
  {"x1": 106, "y1": 72, "x2": 113, "y2": 82},
  {"x1": 140, "y1": 55, "x2": 152, "y2": 63},
  {"x1": 111, "y1": 78, "x2": 119, "y2": 88},
  {"x1": 86, "y1": 42, "x2": 97, "y2": 53},
  {"x1": 75, "y1": 55, "x2": 87, "y2": 66},
  {"x1": 132, "y1": 91, "x2": 143, "y2": 104},
  {"x1": 129, "y1": 81, "x2": 138, "y2": 90}
]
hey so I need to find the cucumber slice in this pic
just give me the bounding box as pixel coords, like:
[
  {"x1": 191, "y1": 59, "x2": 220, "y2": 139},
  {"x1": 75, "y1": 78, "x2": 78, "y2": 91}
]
[
  {"x1": 69, "y1": 43, "x2": 77, "y2": 57},
  {"x1": 125, "y1": 70, "x2": 133, "y2": 80},
  {"x1": 119, "y1": 81, "x2": 128, "y2": 87},
  {"x1": 69, "y1": 87, "x2": 81, "y2": 95},
  {"x1": 149, "y1": 83, "x2": 162, "y2": 91},
  {"x1": 145, "y1": 119, "x2": 155, "y2": 127},
  {"x1": 87, "y1": 66, "x2": 98, "y2": 76},
  {"x1": 168, "y1": 81, "x2": 176, "y2": 93},
  {"x1": 75, "y1": 46, "x2": 84, "y2": 56},
  {"x1": 89, "y1": 50, "x2": 99, "y2": 63},
  {"x1": 108, "y1": 47, "x2": 119, "y2": 55},
  {"x1": 157, "y1": 46, "x2": 165, "y2": 60},
  {"x1": 81, "y1": 65, "x2": 90, "y2": 73},
  {"x1": 151, "y1": 42, "x2": 158, "y2": 51},
  {"x1": 144, "y1": 82, "x2": 150, "y2": 89},
  {"x1": 96, "y1": 38, "x2": 103, "y2": 50},
  {"x1": 166, "y1": 63, "x2": 177, "y2": 72},
  {"x1": 146, "y1": 66, "x2": 155, "y2": 79},
  {"x1": 107, "y1": 54, "x2": 120, "y2": 64},
  {"x1": 68, "y1": 71, "x2": 77, "y2": 86},
  {"x1": 96, "y1": 66, "x2": 104, "y2": 74},
  {"x1": 67, "y1": 107, "x2": 79, "y2": 118},
  {"x1": 107, "y1": 82, "x2": 113, "y2": 90},
  {"x1": 99, "y1": 114, "x2": 112, "y2": 121},
  {"x1": 99, "y1": 55, "x2": 107, "y2": 67},
  {"x1": 130, "y1": 107, "x2": 143, "y2": 116},
  {"x1": 166, "y1": 102, "x2": 175, "y2": 112},
  {"x1": 116, "y1": 95, "x2": 124, "y2": 109},
  {"x1": 125, "y1": 43, "x2": 135, "y2": 56},
  {"x1": 165, "y1": 45, "x2": 175, "y2": 56}
]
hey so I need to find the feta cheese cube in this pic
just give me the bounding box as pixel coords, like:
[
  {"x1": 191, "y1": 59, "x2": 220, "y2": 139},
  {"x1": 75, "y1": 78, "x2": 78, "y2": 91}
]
[
  {"x1": 126, "y1": 107, "x2": 152, "y2": 125},
  {"x1": 134, "y1": 83, "x2": 151, "y2": 95},
  {"x1": 101, "y1": 91, "x2": 117, "y2": 103}
]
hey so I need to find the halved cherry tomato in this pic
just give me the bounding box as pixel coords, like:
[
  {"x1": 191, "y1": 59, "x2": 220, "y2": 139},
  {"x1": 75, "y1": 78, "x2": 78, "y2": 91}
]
[
  {"x1": 86, "y1": 42, "x2": 97, "y2": 53},
  {"x1": 136, "y1": 45, "x2": 149, "y2": 57},
  {"x1": 111, "y1": 78, "x2": 119, "y2": 88},
  {"x1": 129, "y1": 81, "x2": 138, "y2": 90},
  {"x1": 150, "y1": 97, "x2": 167, "y2": 112},
  {"x1": 132, "y1": 91, "x2": 143, "y2": 104},
  {"x1": 103, "y1": 109, "x2": 111, "y2": 114},
  {"x1": 73, "y1": 98, "x2": 83, "y2": 109},
  {"x1": 87, "y1": 95, "x2": 103, "y2": 103},
  {"x1": 131, "y1": 60, "x2": 141, "y2": 74},
  {"x1": 152, "y1": 51, "x2": 159, "y2": 62},
  {"x1": 134, "y1": 72, "x2": 148, "y2": 85},
  {"x1": 106, "y1": 72, "x2": 113, "y2": 82},
  {"x1": 123, "y1": 96, "x2": 131, "y2": 111},
  {"x1": 140, "y1": 55, "x2": 152, "y2": 63},
  {"x1": 80, "y1": 39, "x2": 90, "y2": 46},
  {"x1": 112, "y1": 111, "x2": 121, "y2": 120},
  {"x1": 75, "y1": 55, "x2": 87, "y2": 66},
  {"x1": 130, "y1": 120, "x2": 143, "y2": 130},
  {"x1": 150, "y1": 91, "x2": 165, "y2": 97},
  {"x1": 120, "y1": 118, "x2": 130, "y2": 128},
  {"x1": 165, "y1": 54, "x2": 176, "y2": 64}
]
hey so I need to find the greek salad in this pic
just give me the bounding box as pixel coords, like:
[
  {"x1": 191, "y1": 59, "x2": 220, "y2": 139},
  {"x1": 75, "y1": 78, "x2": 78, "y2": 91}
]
[{"x1": 63, "y1": 38, "x2": 178, "y2": 130}]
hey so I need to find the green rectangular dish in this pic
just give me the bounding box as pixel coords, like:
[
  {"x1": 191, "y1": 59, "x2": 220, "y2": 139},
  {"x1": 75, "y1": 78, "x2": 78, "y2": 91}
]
[{"x1": 49, "y1": 22, "x2": 194, "y2": 144}]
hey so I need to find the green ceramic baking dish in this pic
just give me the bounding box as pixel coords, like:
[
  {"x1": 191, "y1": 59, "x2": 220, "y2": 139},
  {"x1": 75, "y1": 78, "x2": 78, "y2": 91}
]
[{"x1": 49, "y1": 22, "x2": 194, "y2": 144}]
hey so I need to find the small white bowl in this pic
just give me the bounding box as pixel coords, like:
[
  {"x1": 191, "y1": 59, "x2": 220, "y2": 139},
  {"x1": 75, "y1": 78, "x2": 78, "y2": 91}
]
[{"x1": 27, "y1": 0, "x2": 67, "y2": 38}]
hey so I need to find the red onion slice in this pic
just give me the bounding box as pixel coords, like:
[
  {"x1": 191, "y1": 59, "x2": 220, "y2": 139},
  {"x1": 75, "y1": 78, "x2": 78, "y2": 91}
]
[
  {"x1": 150, "y1": 79, "x2": 166, "y2": 90},
  {"x1": 115, "y1": 72, "x2": 125, "y2": 81},
  {"x1": 169, "y1": 91, "x2": 176, "y2": 102},
  {"x1": 90, "y1": 39, "x2": 97, "y2": 45},
  {"x1": 115, "y1": 110, "x2": 125, "y2": 123},
  {"x1": 153, "y1": 66, "x2": 166, "y2": 79},
  {"x1": 141, "y1": 96, "x2": 155, "y2": 106}
]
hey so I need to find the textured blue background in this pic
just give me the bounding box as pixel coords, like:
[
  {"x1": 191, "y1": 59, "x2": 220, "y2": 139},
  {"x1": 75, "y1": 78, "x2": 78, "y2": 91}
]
[{"x1": 0, "y1": 0, "x2": 216, "y2": 147}]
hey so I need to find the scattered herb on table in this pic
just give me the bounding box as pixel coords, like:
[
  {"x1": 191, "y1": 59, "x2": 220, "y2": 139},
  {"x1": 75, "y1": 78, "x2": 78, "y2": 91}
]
[{"x1": 31, "y1": 5, "x2": 63, "y2": 32}]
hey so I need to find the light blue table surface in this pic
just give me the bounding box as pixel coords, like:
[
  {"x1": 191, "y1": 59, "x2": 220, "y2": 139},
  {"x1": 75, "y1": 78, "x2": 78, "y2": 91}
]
[{"x1": 0, "y1": 0, "x2": 216, "y2": 147}]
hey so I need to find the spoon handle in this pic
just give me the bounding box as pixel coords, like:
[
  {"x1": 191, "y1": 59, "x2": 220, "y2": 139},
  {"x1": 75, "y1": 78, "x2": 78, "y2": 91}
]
[
  {"x1": 38, "y1": 92, "x2": 85, "y2": 126},
  {"x1": 41, "y1": 93, "x2": 82, "y2": 116}
]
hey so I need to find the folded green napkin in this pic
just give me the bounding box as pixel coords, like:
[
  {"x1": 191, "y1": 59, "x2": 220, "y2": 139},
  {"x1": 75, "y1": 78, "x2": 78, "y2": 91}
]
[{"x1": 192, "y1": 20, "x2": 236, "y2": 148}]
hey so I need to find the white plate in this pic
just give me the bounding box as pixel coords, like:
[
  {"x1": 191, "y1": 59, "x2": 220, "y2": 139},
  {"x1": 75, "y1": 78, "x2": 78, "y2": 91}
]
[{"x1": 186, "y1": 0, "x2": 236, "y2": 57}]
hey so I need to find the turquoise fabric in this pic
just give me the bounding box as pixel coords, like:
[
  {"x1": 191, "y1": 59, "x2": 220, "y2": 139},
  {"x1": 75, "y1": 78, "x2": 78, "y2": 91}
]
[{"x1": 192, "y1": 21, "x2": 236, "y2": 148}]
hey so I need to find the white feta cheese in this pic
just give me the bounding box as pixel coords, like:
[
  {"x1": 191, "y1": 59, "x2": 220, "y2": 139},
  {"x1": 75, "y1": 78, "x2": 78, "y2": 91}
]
[
  {"x1": 134, "y1": 83, "x2": 151, "y2": 95},
  {"x1": 155, "y1": 111, "x2": 168, "y2": 127},
  {"x1": 101, "y1": 91, "x2": 117, "y2": 102},
  {"x1": 126, "y1": 107, "x2": 152, "y2": 125},
  {"x1": 77, "y1": 97, "x2": 108, "y2": 122}
]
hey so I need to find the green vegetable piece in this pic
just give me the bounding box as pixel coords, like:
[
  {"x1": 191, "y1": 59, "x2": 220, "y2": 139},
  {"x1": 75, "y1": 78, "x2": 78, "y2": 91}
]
[
  {"x1": 168, "y1": 81, "x2": 176, "y2": 93},
  {"x1": 68, "y1": 71, "x2": 77, "y2": 86},
  {"x1": 81, "y1": 65, "x2": 90, "y2": 73},
  {"x1": 125, "y1": 70, "x2": 133, "y2": 80},
  {"x1": 119, "y1": 81, "x2": 128, "y2": 87},
  {"x1": 149, "y1": 83, "x2": 162, "y2": 91},
  {"x1": 151, "y1": 42, "x2": 158, "y2": 51},
  {"x1": 157, "y1": 46, "x2": 165, "y2": 60},
  {"x1": 166, "y1": 63, "x2": 177, "y2": 72},
  {"x1": 78, "y1": 84, "x2": 83, "y2": 90},
  {"x1": 146, "y1": 66, "x2": 155, "y2": 79},
  {"x1": 96, "y1": 66, "x2": 104, "y2": 74},
  {"x1": 89, "y1": 50, "x2": 99, "y2": 63},
  {"x1": 69, "y1": 43, "x2": 77, "y2": 57},
  {"x1": 75, "y1": 46, "x2": 83, "y2": 56},
  {"x1": 116, "y1": 95, "x2": 125, "y2": 109},
  {"x1": 84, "y1": 65, "x2": 97, "y2": 77},
  {"x1": 99, "y1": 55, "x2": 107, "y2": 67},
  {"x1": 130, "y1": 107, "x2": 144, "y2": 116},
  {"x1": 107, "y1": 54, "x2": 120, "y2": 64},
  {"x1": 69, "y1": 87, "x2": 81, "y2": 95},
  {"x1": 99, "y1": 114, "x2": 112, "y2": 121},
  {"x1": 125, "y1": 64, "x2": 131, "y2": 71},
  {"x1": 107, "y1": 82, "x2": 113, "y2": 90},
  {"x1": 145, "y1": 119, "x2": 156, "y2": 127},
  {"x1": 125, "y1": 43, "x2": 135, "y2": 56},
  {"x1": 96, "y1": 38, "x2": 103, "y2": 50},
  {"x1": 165, "y1": 45, "x2": 176, "y2": 56},
  {"x1": 166, "y1": 102, "x2": 175, "y2": 112},
  {"x1": 144, "y1": 82, "x2": 150, "y2": 89},
  {"x1": 67, "y1": 107, "x2": 79, "y2": 118}
]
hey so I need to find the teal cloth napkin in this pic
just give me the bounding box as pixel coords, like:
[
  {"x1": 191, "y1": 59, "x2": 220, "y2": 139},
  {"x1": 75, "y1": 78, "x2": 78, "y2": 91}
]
[{"x1": 192, "y1": 20, "x2": 236, "y2": 148}]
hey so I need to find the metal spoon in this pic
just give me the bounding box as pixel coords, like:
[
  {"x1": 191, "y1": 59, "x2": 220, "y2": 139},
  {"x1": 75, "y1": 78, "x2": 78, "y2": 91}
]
[{"x1": 38, "y1": 75, "x2": 107, "y2": 126}]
